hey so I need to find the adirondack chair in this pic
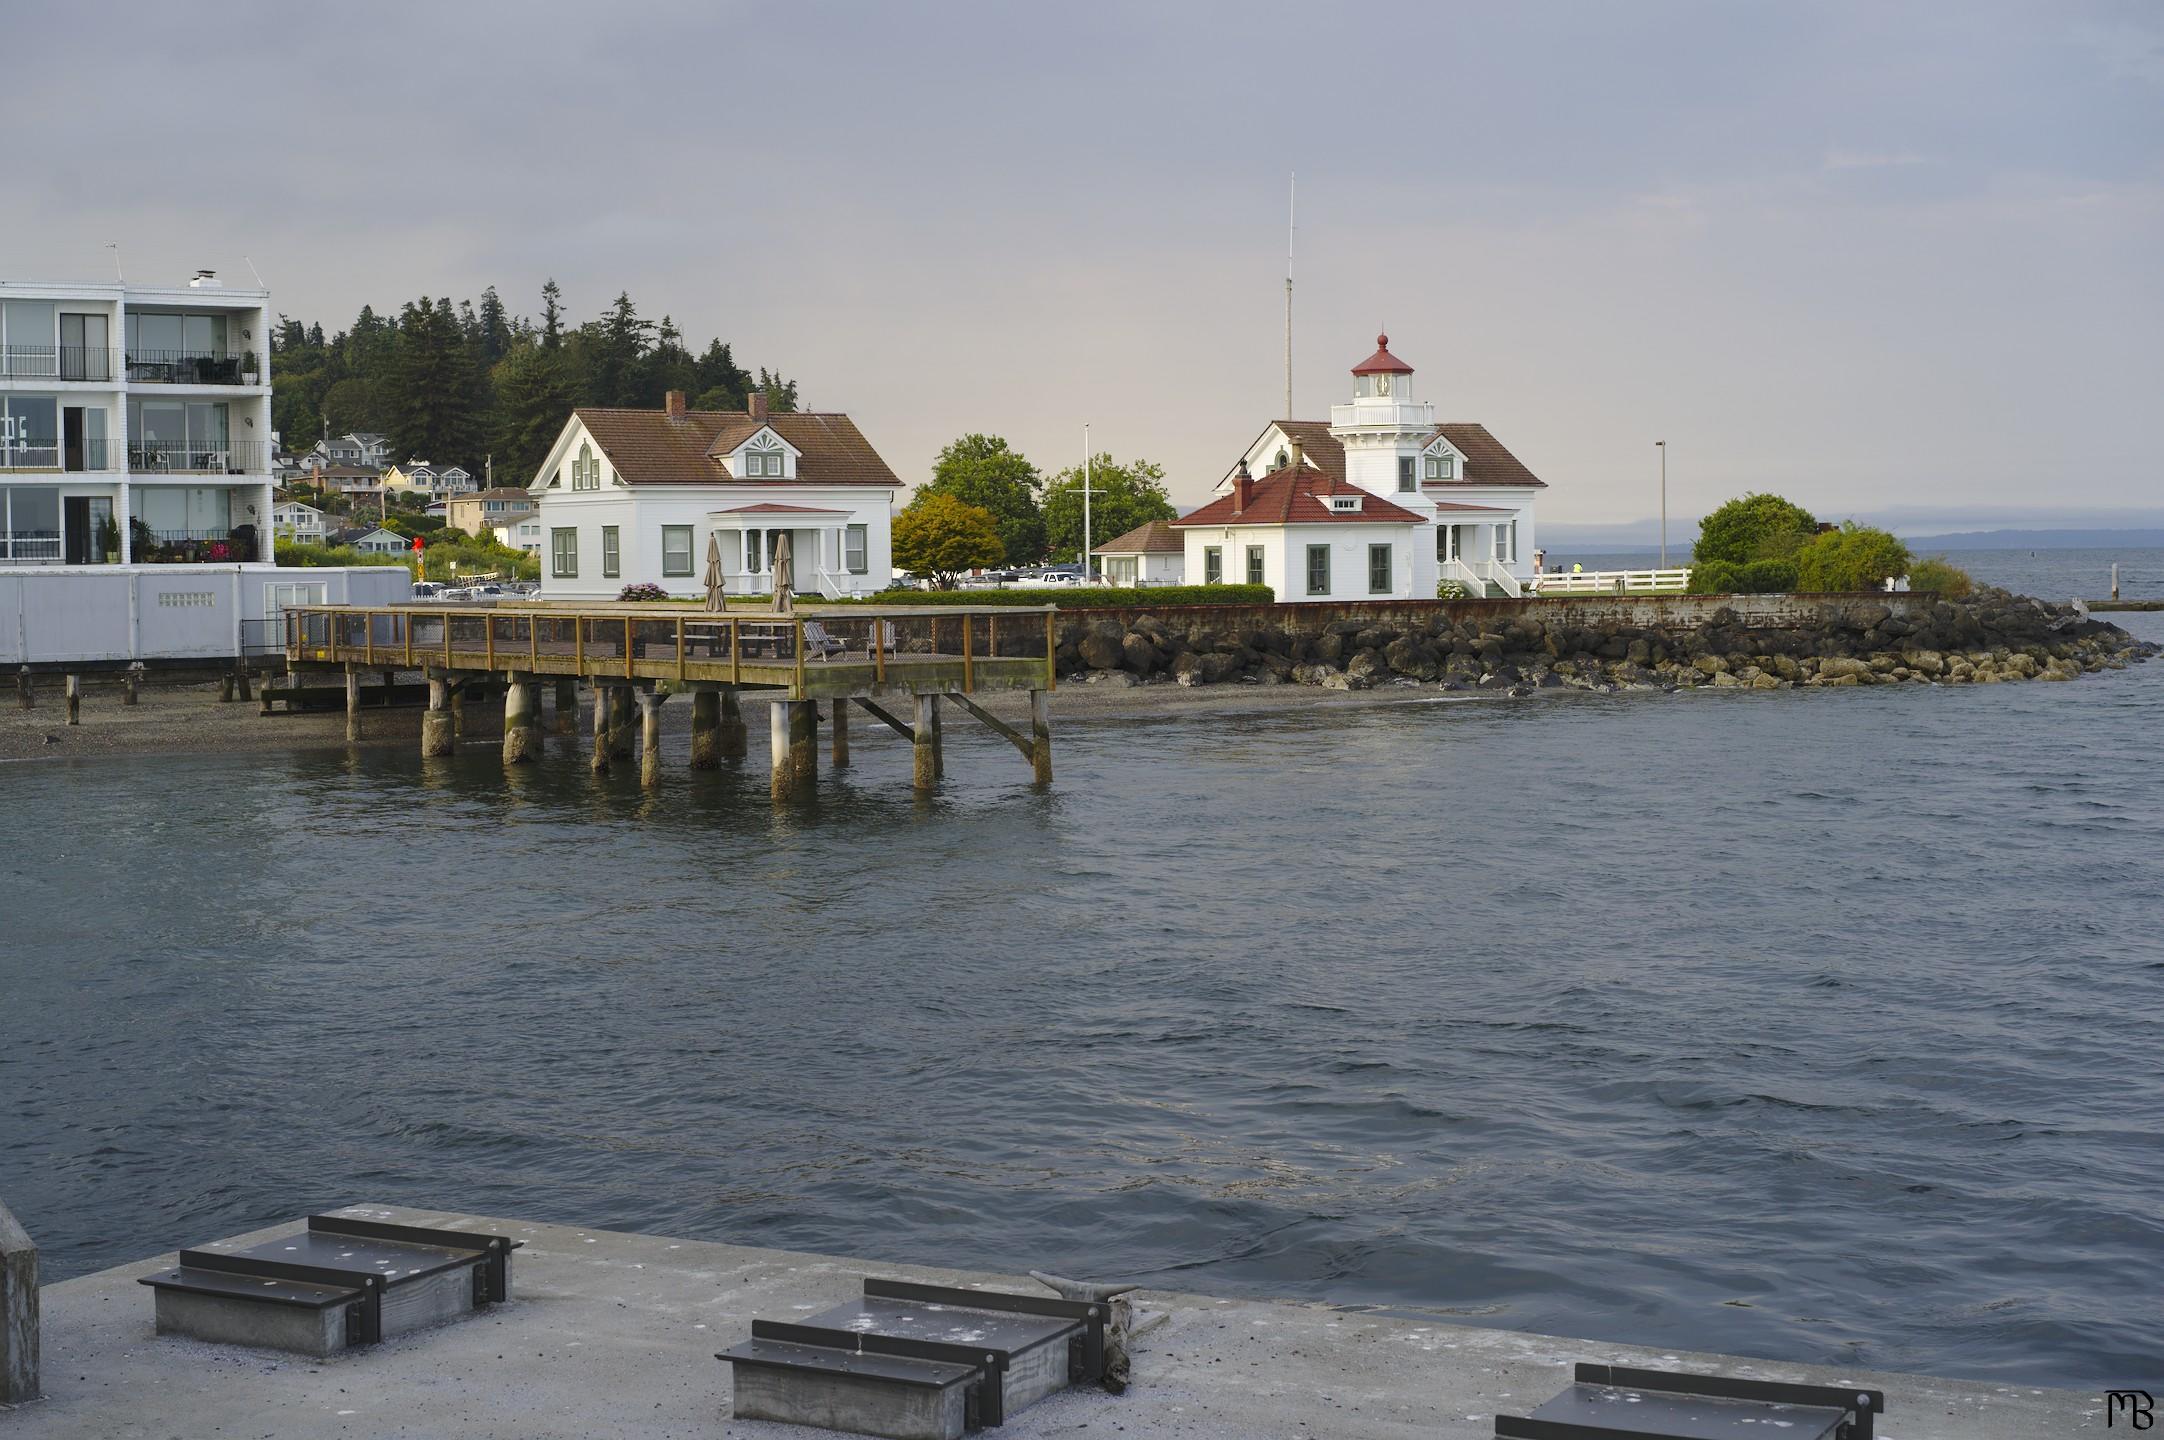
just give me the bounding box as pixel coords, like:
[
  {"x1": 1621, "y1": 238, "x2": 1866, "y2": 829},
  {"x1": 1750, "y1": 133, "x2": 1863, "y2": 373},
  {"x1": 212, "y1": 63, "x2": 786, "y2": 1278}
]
[{"x1": 802, "y1": 620, "x2": 848, "y2": 660}]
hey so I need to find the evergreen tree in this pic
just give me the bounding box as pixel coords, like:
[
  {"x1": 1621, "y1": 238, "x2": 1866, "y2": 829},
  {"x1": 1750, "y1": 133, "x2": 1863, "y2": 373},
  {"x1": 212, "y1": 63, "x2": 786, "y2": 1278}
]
[
  {"x1": 693, "y1": 340, "x2": 750, "y2": 409},
  {"x1": 477, "y1": 286, "x2": 512, "y2": 362},
  {"x1": 540, "y1": 279, "x2": 564, "y2": 350},
  {"x1": 384, "y1": 296, "x2": 485, "y2": 468},
  {"x1": 585, "y1": 291, "x2": 655, "y2": 407},
  {"x1": 756, "y1": 368, "x2": 799, "y2": 413},
  {"x1": 491, "y1": 342, "x2": 581, "y2": 486}
]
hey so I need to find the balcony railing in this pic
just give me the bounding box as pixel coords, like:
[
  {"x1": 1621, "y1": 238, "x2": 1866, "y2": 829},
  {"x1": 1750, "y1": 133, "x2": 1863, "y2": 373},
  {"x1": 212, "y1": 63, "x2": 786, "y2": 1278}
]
[
  {"x1": 132, "y1": 528, "x2": 261, "y2": 564},
  {"x1": 0, "y1": 437, "x2": 128, "y2": 473},
  {"x1": 125, "y1": 350, "x2": 265, "y2": 386},
  {"x1": 0, "y1": 531, "x2": 61, "y2": 563},
  {"x1": 0, "y1": 346, "x2": 120, "y2": 382},
  {"x1": 131, "y1": 440, "x2": 269, "y2": 474}
]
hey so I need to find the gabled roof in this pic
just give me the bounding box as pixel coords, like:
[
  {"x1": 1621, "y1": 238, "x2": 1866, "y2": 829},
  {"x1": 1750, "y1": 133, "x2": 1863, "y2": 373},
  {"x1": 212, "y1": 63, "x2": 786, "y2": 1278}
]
[
  {"x1": 1230, "y1": 420, "x2": 1545, "y2": 490},
  {"x1": 572, "y1": 408, "x2": 903, "y2": 488},
  {"x1": 1093, "y1": 519, "x2": 1183, "y2": 555},
  {"x1": 1173, "y1": 462, "x2": 1426, "y2": 528},
  {"x1": 460, "y1": 486, "x2": 535, "y2": 503}
]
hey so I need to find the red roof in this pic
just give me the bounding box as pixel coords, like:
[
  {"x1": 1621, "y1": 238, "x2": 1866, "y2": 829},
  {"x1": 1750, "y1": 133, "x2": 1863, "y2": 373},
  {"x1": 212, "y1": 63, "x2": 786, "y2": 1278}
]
[
  {"x1": 1172, "y1": 461, "x2": 1426, "y2": 528},
  {"x1": 710, "y1": 502, "x2": 849, "y2": 515},
  {"x1": 1350, "y1": 332, "x2": 1413, "y2": 375},
  {"x1": 1226, "y1": 421, "x2": 1547, "y2": 490}
]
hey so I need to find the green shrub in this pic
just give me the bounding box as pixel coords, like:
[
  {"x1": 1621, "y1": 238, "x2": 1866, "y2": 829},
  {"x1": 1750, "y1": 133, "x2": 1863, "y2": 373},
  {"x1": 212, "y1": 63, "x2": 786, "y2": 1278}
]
[
  {"x1": 1436, "y1": 580, "x2": 1470, "y2": 599},
  {"x1": 275, "y1": 539, "x2": 408, "y2": 568},
  {"x1": 1687, "y1": 559, "x2": 1743, "y2": 593},
  {"x1": 1733, "y1": 558, "x2": 1799, "y2": 593},
  {"x1": 823, "y1": 584, "x2": 1275, "y2": 608},
  {"x1": 1796, "y1": 523, "x2": 1911, "y2": 592},
  {"x1": 1908, "y1": 556, "x2": 1973, "y2": 598},
  {"x1": 1694, "y1": 493, "x2": 1819, "y2": 567}
]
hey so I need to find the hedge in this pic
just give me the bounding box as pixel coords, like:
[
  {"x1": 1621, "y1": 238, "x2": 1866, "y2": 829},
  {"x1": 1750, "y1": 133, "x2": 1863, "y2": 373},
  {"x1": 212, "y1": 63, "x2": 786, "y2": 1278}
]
[{"x1": 823, "y1": 584, "x2": 1275, "y2": 608}]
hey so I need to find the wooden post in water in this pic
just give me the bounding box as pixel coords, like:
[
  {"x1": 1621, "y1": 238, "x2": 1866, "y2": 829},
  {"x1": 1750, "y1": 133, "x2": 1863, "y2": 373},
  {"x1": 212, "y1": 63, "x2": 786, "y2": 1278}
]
[
  {"x1": 2112, "y1": 563, "x2": 2121, "y2": 601},
  {"x1": 719, "y1": 689, "x2": 747, "y2": 760},
  {"x1": 554, "y1": 678, "x2": 578, "y2": 735},
  {"x1": 64, "y1": 675, "x2": 80, "y2": 726},
  {"x1": 1030, "y1": 689, "x2": 1053, "y2": 785},
  {"x1": 769, "y1": 699, "x2": 818, "y2": 801},
  {"x1": 638, "y1": 690, "x2": 668, "y2": 788},
  {"x1": 589, "y1": 683, "x2": 611, "y2": 773},
  {"x1": 218, "y1": 672, "x2": 235, "y2": 703},
  {"x1": 830, "y1": 699, "x2": 850, "y2": 768},
  {"x1": 608, "y1": 685, "x2": 635, "y2": 759},
  {"x1": 258, "y1": 673, "x2": 273, "y2": 716},
  {"x1": 123, "y1": 663, "x2": 141, "y2": 707},
  {"x1": 0, "y1": 1196, "x2": 37, "y2": 1406},
  {"x1": 14, "y1": 667, "x2": 28, "y2": 710},
  {"x1": 689, "y1": 689, "x2": 721, "y2": 769},
  {"x1": 912, "y1": 693, "x2": 940, "y2": 792},
  {"x1": 502, "y1": 676, "x2": 541, "y2": 765},
  {"x1": 449, "y1": 682, "x2": 466, "y2": 737},
  {"x1": 344, "y1": 667, "x2": 361, "y2": 741},
  {"x1": 422, "y1": 677, "x2": 454, "y2": 756},
  {"x1": 930, "y1": 692, "x2": 945, "y2": 778},
  {"x1": 236, "y1": 669, "x2": 253, "y2": 702}
]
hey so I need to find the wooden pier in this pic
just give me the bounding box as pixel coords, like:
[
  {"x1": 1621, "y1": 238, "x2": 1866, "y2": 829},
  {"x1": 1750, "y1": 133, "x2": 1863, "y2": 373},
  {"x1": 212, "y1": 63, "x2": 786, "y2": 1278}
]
[{"x1": 283, "y1": 603, "x2": 1057, "y2": 798}]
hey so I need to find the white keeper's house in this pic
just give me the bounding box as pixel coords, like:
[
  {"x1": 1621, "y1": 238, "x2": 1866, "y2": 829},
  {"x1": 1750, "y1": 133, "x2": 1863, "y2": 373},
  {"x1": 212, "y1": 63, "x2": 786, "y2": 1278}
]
[
  {"x1": 1168, "y1": 334, "x2": 1546, "y2": 600},
  {"x1": 530, "y1": 390, "x2": 899, "y2": 600}
]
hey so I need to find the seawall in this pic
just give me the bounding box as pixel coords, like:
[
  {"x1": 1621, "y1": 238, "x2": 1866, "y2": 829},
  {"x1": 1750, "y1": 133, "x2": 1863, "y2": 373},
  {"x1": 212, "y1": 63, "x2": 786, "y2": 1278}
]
[{"x1": 1046, "y1": 589, "x2": 2155, "y2": 692}]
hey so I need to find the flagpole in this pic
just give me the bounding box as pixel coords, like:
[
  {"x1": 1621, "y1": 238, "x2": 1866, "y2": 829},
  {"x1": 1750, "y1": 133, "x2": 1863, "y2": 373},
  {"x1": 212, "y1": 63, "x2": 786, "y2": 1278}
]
[{"x1": 1082, "y1": 423, "x2": 1092, "y2": 580}]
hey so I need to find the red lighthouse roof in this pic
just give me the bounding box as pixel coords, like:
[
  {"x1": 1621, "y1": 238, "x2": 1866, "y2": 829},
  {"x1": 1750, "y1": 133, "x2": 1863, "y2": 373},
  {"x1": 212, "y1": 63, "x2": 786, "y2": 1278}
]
[{"x1": 1350, "y1": 332, "x2": 1413, "y2": 375}]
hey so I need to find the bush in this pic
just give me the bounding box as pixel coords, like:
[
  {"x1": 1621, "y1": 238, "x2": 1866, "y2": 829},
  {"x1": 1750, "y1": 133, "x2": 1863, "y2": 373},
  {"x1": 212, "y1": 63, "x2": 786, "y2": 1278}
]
[
  {"x1": 1908, "y1": 556, "x2": 1973, "y2": 598},
  {"x1": 1687, "y1": 559, "x2": 1743, "y2": 593},
  {"x1": 826, "y1": 584, "x2": 1275, "y2": 608},
  {"x1": 1695, "y1": 493, "x2": 1819, "y2": 567},
  {"x1": 618, "y1": 582, "x2": 669, "y2": 602},
  {"x1": 1796, "y1": 523, "x2": 1911, "y2": 592},
  {"x1": 1436, "y1": 579, "x2": 1470, "y2": 599},
  {"x1": 275, "y1": 539, "x2": 409, "y2": 568},
  {"x1": 1733, "y1": 558, "x2": 1799, "y2": 593}
]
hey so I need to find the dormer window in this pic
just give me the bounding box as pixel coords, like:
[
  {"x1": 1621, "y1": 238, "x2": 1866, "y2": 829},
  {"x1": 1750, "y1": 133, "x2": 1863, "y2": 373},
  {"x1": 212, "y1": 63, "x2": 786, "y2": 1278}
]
[
  {"x1": 1425, "y1": 454, "x2": 1454, "y2": 481},
  {"x1": 744, "y1": 444, "x2": 784, "y2": 478},
  {"x1": 1272, "y1": 447, "x2": 1289, "y2": 472},
  {"x1": 573, "y1": 441, "x2": 600, "y2": 490},
  {"x1": 1328, "y1": 494, "x2": 1362, "y2": 513}
]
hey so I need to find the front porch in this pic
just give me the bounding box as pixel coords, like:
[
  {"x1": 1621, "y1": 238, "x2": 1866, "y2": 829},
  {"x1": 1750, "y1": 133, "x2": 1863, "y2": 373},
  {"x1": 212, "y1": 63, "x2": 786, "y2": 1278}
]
[{"x1": 707, "y1": 509, "x2": 876, "y2": 599}]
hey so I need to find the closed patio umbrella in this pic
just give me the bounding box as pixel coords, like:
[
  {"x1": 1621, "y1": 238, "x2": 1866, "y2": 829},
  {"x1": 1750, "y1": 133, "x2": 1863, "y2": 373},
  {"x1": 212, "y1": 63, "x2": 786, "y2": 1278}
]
[
  {"x1": 771, "y1": 531, "x2": 794, "y2": 614},
  {"x1": 703, "y1": 531, "x2": 725, "y2": 612}
]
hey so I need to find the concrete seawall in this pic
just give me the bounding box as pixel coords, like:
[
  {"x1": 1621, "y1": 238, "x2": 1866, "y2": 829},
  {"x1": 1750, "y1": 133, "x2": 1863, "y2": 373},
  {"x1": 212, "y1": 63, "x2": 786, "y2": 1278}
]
[{"x1": 10, "y1": 1204, "x2": 2111, "y2": 1437}]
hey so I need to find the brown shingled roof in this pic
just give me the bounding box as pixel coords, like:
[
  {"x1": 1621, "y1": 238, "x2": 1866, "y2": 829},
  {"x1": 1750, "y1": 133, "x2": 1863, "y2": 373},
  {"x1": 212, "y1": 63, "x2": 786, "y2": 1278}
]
[
  {"x1": 1093, "y1": 519, "x2": 1184, "y2": 555},
  {"x1": 1430, "y1": 423, "x2": 1547, "y2": 489},
  {"x1": 571, "y1": 407, "x2": 903, "y2": 488}
]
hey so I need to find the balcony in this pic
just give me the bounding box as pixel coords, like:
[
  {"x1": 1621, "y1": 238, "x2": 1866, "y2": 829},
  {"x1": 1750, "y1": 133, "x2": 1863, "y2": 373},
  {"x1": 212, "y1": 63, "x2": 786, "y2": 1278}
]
[
  {"x1": 131, "y1": 527, "x2": 262, "y2": 565},
  {"x1": 0, "y1": 438, "x2": 126, "y2": 473},
  {"x1": 131, "y1": 440, "x2": 269, "y2": 475},
  {"x1": 126, "y1": 350, "x2": 265, "y2": 386},
  {"x1": 0, "y1": 530, "x2": 60, "y2": 563},
  {"x1": 0, "y1": 346, "x2": 120, "y2": 382}
]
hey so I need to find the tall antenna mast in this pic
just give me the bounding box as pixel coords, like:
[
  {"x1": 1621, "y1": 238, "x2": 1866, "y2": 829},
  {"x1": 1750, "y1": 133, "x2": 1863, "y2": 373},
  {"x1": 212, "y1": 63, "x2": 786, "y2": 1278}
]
[{"x1": 1284, "y1": 173, "x2": 1295, "y2": 418}]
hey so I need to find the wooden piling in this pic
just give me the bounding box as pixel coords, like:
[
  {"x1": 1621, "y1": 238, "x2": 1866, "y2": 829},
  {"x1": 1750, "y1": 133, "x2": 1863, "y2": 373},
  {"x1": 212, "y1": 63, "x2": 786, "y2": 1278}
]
[
  {"x1": 16, "y1": 667, "x2": 31, "y2": 710},
  {"x1": 237, "y1": 670, "x2": 254, "y2": 702},
  {"x1": 608, "y1": 685, "x2": 635, "y2": 758},
  {"x1": 344, "y1": 668, "x2": 361, "y2": 742},
  {"x1": 830, "y1": 699, "x2": 851, "y2": 768},
  {"x1": 720, "y1": 688, "x2": 747, "y2": 760},
  {"x1": 0, "y1": 1196, "x2": 37, "y2": 1406},
  {"x1": 258, "y1": 674, "x2": 273, "y2": 716},
  {"x1": 589, "y1": 683, "x2": 611, "y2": 773},
  {"x1": 554, "y1": 678, "x2": 578, "y2": 735},
  {"x1": 422, "y1": 677, "x2": 455, "y2": 756},
  {"x1": 123, "y1": 664, "x2": 141, "y2": 707},
  {"x1": 912, "y1": 693, "x2": 940, "y2": 791},
  {"x1": 770, "y1": 700, "x2": 816, "y2": 802},
  {"x1": 64, "y1": 674, "x2": 81, "y2": 726},
  {"x1": 639, "y1": 690, "x2": 668, "y2": 788},
  {"x1": 218, "y1": 672, "x2": 235, "y2": 703},
  {"x1": 1030, "y1": 689, "x2": 1053, "y2": 785},
  {"x1": 930, "y1": 693, "x2": 945, "y2": 778},
  {"x1": 502, "y1": 677, "x2": 542, "y2": 765},
  {"x1": 450, "y1": 683, "x2": 466, "y2": 736},
  {"x1": 689, "y1": 689, "x2": 721, "y2": 769}
]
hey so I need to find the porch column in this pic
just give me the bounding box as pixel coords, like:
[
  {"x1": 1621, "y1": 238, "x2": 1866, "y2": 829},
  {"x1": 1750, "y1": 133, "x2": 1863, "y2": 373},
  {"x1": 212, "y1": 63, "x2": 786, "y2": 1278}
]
[
  {"x1": 912, "y1": 693, "x2": 941, "y2": 792},
  {"x1": 638, "y1": 689, "x2": 668, "y2": 788},
  {"x1": 830, "y1": 699, "x2": 850, "y2": 768},
  {"x1": 689, "y1": 689, "x2": 721, "y2": 769},
  {"x1": 422, "y1": 677, "x2": 454, "y2": 756},
  {"x1": 719, "y1": 689, "x2": 748, "y2": 760}
]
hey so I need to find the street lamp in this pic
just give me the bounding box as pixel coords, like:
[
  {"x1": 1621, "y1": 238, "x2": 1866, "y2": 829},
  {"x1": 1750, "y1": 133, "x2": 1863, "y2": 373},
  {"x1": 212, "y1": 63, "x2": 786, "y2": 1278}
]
[{"x1": 1655, "y1": 441, "x2": 1667, "y2": 569}]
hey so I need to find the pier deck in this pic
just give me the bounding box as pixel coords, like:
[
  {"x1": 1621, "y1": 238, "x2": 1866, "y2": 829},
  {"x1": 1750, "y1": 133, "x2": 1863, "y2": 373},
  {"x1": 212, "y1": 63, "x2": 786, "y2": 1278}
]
[{"x1": 14, "y1": 1204, "x2": 2103, "y2": 1438}]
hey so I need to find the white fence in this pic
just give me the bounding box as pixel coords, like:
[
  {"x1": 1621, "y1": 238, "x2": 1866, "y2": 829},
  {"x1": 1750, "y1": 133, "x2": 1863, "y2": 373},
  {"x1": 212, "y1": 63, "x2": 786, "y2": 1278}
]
[
  {"x1": 1530, "y1": 568, "x2": 1691, "y2": 595},
  {"x1": 0, "y1": 564, "x2": 412, "y2": 666}
]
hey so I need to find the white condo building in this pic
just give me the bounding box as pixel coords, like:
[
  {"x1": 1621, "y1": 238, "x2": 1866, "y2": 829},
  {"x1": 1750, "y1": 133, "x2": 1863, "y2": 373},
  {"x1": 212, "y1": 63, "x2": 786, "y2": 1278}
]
[
  {"x1": 1169, "y1": 334, "x2": 1546, "y2": 600},
  {"x1": 0, "y1": 271, "x2": 407, "y2": 667}
]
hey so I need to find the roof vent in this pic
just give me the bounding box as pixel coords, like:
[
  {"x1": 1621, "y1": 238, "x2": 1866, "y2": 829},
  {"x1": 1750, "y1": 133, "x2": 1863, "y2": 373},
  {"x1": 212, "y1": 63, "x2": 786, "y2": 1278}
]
[{"x1": 188, "y1": 269, "x2": 221, "y2": 288}]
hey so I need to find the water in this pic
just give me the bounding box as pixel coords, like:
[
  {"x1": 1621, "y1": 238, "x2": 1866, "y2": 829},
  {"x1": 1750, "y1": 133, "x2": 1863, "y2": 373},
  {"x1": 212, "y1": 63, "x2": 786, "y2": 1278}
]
[{"x1": 3, "y1": 617, "x2": 2160, "y2": 1389}]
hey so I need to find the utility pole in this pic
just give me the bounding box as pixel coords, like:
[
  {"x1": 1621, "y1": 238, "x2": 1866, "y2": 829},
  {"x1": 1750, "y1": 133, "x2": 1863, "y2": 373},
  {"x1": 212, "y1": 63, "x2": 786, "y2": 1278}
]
[
  {"x1": 1080, "y1": 424, "x2": 1095, "y2": 579},
  {"x1": 1655, "y1": 440, "x2": 1668, "y2": 568},
  {"x1": 1285, "y1": 173, "x2": 1295, "y2": 419}
]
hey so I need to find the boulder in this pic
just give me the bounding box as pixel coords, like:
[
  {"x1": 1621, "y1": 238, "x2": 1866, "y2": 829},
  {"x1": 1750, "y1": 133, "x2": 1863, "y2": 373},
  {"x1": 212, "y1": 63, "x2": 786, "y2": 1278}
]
[
  {"x1": 1345, "y1": 650, "x2": 1386, "y2": 685},
  {"x1": 1078, "y1": 632, "x2": 1123, "y2": 670},
  {"x1": 1121, "y1": 632, "x2": 1161, "y2": 676},
  {"x1": 1311, "y1": 632, "x2": 1345, "y2": 665}
]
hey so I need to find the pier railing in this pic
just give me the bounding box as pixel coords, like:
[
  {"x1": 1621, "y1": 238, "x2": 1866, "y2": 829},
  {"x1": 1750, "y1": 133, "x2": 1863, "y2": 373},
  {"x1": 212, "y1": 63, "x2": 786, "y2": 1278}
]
[
  {"x1": 285, "y1": 603, "x2": 1059, "y2": 699},
  {"x1": 1530, "y1": 568, "x2": 1692, "y2": 595}
]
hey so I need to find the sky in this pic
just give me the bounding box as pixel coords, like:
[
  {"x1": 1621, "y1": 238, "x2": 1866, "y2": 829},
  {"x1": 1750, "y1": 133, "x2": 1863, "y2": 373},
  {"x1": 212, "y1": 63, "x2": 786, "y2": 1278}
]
[{"x1": 10, "y1": 0, "x2": 2161, "y2": 527}]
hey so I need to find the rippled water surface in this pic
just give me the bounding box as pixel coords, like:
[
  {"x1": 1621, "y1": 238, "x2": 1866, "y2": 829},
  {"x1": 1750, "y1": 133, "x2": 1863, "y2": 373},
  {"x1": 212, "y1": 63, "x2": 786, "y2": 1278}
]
[{"x1": 3, "y1": 613, "x2": 2159, "y2": 1388}]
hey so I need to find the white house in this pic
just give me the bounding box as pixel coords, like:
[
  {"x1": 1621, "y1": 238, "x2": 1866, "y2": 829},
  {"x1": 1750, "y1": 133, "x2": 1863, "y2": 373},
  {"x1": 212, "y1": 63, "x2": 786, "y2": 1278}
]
[
  {"x1": 1170, "y1": 334, "x2": 1546, "y2": 600},
  {"x1": 310, "y1": 432, "x2": 393, "y2": 469},
  {"x1": 347, "y1": 525, "x2": 408, "y2": 555},
  {"x1": 272, "y1": 495, "x2": 326, "y2": 544},
  {"x1": 530, "y1": 390, "x2": 899, "y2": 600},
  {"x1": 384, "y1": 461, "x2": 476, "y2": 501},
  {"x1": 496, "y1": 513, "x2": 543, "y2": 554},
  {"x1": 1093, "y1": 519, "x2": 1186, "y2": 586}
]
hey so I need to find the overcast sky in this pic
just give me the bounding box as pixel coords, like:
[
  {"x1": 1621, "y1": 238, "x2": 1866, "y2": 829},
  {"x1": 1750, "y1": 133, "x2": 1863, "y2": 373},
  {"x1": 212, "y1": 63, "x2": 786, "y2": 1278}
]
[{"x1": 12, "y1": 0, "x2": 2160, "y2": 525}]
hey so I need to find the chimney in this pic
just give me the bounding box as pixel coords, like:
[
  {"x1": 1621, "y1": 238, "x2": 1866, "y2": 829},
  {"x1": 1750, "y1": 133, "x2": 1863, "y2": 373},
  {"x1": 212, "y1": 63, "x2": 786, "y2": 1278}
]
[
  {"x1": 748, "y1": 389, "x2": 769, "y2": 422},
  {"x1": 188, "y1": 268, "x2": 221, "y2": 288},
  {"x1": 664, "y1": 389, "x2": 686, "y2": 419},
  {"x1": 1233, "y1": 462, "x2": 1252, "y2": 515},
  {"x1": 1288, "y1": 438, "x2": 1305, "y2": 471}
]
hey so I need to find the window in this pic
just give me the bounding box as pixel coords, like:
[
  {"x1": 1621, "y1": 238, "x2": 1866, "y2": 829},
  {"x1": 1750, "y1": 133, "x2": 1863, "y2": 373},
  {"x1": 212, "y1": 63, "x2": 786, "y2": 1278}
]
[
  {"x1": 1246, "y1": 545, "x2": 1265, "y2": 586},
  {"x1": 1436, "y1": 525, "x2": 1458, "y2": 562},
  {"x1": 1494, "y1": 521, "x2": 1517, "y2": 564},
  {"x1": 661, "y1": 525, "x2": 692, "y2": 576},
  {"x1": 1106, "y1": 556, "x2": 1137, "y2": 585},
  {"x1": 1306, "y1": 544, "x2": 1330, "y2": 596},
  {"x1": 1429, "y1": 453, "x2": 1454, "y2": 480},
  {"x1": 845, "y1": 523, "x2": 868, "y2": 574},
  {"x1": 743, "y1": 528, "x2": 763, "y2": 572},
  {"x1": 574, "y1": 442, "x2": 598, "y2": 490},
  {"x1": 550, "y1": 527, "x2": 577, "y2": 577},
  {"x1": 268, "y1": 581, "x2": 328, "y2": 611},
  {"x1": 1203, "y1": 546, "x2": 1222, "y2": 585},
  {"x1": 1398, "y1": 456, "x2": 1416, "y2": 493},
  {"x1": 1369, "y1": 543, "x2": 1393, "y2": 594},
  {"x1": 1328, "y1": 494, "x2": 1360, "y2": 513},
  {"x1": 744, "y1": 445, "x2": 783, "y2": 477},
  {"x1": 602, "y1": 525, "x2": 621, "y2": 577},
  {"x1": 1272, "y1": 447, "x2": 1289, "y2": 471}
]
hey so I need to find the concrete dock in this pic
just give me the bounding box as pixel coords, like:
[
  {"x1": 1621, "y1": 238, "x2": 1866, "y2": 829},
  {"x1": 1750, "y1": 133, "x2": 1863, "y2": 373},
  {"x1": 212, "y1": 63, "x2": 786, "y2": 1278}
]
[{"x1": 7, "y1": 1204, "x2": 2109, "y2": 1437}]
